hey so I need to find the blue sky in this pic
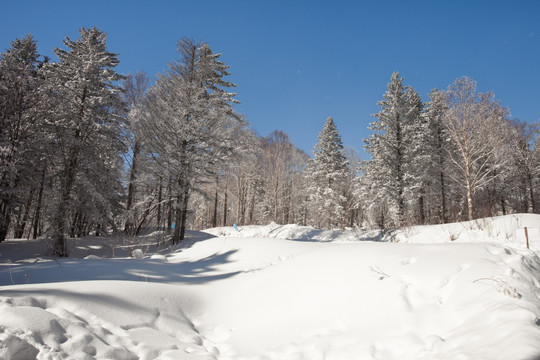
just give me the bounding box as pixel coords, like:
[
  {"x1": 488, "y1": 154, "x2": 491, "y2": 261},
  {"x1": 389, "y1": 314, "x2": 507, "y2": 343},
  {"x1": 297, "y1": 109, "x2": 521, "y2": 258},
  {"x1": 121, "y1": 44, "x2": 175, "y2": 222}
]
[{"x1": 1, "y1": 0, "x2": 539, "y2": 156}]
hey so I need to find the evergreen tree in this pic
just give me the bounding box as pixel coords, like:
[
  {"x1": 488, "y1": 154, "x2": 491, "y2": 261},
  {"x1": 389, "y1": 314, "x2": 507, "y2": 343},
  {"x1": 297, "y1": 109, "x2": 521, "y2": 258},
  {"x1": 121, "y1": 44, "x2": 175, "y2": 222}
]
[
  {"x1": 364, "y1": 72, "x2": 423, "y2": 227},
  {"x1": 139, "y1": 38, "x2": 243, "y2": 243},
  {"x1": 423, "y1": 89, "x2": 450, "y2": 223},
  {"x1": 307, "y1": 117, "x2": 349, "y2": 228},
  {"x1": 402, "y1": 86, "x2": 430, "y2": 224},
  {"x1": 0, "y1": 34, "x2": 43, "y2": 242},
  {"x1": 43, "y1": 27, "x2": 125, "y2": 256},
  {"x1": 503, "y1": 120, "x2": 538, "y2": 213}
]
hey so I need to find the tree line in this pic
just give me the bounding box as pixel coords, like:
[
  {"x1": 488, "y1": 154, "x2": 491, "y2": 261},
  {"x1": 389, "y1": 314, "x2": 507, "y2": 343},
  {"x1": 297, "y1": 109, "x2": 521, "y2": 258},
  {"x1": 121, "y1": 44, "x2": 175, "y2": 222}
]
[
  {"x1": 362, "y1": 72, "x2": 539, "y2": 228},
  {"x1": 1, "y1": 28, "x2": 538, "y2": 256}
]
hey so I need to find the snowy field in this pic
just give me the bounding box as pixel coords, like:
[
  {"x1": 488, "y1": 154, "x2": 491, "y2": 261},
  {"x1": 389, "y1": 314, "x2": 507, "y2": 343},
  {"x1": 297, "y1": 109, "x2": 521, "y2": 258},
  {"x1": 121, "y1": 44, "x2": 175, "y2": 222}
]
[{"x1": 1, "y1": 214, "x2": 540, "y2": 360}]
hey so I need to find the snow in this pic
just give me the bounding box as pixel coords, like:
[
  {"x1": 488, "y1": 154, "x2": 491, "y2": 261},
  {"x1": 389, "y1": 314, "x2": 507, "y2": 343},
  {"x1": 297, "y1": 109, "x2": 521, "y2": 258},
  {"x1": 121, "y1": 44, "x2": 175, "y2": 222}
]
[{"x1": 1, "y1": 214, "x2": 540, "y2": 359}]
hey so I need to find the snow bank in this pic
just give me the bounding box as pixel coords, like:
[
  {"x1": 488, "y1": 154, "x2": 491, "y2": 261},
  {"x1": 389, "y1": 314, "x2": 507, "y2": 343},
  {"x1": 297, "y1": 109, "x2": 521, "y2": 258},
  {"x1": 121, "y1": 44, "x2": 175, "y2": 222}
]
[
  {"x1": 203, "y1": 222, "x2": 361, "y2": 242},
  {"x1": 205, "y1": 214, "x2": 540, "y2": 249},
  {"x1": 1, "y1": 214, "x2": 540, "y2": 359}
]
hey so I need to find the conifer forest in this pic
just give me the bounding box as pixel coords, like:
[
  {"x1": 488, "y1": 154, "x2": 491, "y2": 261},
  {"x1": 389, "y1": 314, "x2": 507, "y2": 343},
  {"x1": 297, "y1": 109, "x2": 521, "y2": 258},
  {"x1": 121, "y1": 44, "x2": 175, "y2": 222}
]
[{"x1": 1, "y1": 28, "x2": 539, "y2": 256}]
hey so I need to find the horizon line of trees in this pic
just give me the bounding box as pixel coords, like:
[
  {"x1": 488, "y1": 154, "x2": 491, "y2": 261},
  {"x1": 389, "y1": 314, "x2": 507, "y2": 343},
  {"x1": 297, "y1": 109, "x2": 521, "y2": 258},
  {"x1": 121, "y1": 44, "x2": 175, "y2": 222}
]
[{"x1": 1, "y1": 29, "x2": 539, "y2": 255}]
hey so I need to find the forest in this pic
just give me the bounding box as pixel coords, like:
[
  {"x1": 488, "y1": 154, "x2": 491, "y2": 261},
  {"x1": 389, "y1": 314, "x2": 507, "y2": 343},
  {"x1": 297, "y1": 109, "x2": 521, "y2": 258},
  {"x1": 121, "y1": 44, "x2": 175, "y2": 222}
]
[{"x1": 1, "y1": 27, "x2": 539, "y2": 256}]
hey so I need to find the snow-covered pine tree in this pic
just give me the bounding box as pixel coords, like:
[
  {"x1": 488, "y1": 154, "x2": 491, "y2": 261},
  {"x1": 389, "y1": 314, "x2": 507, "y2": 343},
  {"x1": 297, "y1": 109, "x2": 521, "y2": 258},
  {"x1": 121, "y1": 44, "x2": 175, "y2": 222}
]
[
  {"x1": 307, "y1": 117, "x2": 349, "y2": 229},
  {"x1": 497, "y1": 120, "x2": 538, "y2": 214},
  {"x1": 422, "y1": 89, "x2": 451, "y2": 223},
  {"x1": 139, "y1": 38, "x2": 244, "y2": 244},
  {"x1": 43, "y1": 27, "x2": 125, "y2": 256},
  {"x1": 401, "y1": 86, "x2": 431, "y2": 224},
  {"x1": 0, "y1": 34, "x2": 43, "y2": 242},
  {"x1": 364, "y1": 72, "x2": 419, "y2": 227}
]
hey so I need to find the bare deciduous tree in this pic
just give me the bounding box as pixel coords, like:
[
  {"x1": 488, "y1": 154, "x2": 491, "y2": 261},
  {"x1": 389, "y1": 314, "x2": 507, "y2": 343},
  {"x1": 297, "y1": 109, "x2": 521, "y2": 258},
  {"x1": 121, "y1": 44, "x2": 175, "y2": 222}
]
[{"x1": 444, "y1": 77, "x2": 511, "y2": 221}]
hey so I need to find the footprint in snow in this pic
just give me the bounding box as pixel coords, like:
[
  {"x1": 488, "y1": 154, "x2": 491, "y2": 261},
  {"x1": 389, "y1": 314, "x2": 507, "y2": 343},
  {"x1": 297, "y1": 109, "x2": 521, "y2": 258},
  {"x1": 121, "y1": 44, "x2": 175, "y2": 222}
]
[{"x1": 401, "y1": 257, "x2": 417, "y2": 265}]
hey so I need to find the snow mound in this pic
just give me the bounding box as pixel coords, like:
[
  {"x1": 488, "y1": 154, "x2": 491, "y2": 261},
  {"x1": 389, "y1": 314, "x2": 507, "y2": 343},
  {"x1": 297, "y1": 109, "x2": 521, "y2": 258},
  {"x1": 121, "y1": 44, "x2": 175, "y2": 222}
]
[
  {"x1": 204, "y1": 222, "x2": 366, "y2": 242},
  {"x1": 205, "y1": 214, "x2": 540, "y2": 249}
]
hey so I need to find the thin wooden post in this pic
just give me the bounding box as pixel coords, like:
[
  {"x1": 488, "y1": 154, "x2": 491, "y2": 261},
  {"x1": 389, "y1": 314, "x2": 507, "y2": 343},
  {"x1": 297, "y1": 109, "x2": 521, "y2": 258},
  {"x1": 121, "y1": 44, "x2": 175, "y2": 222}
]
[{"x1": 524, "y1": 227, "x2": 529, "y2": 249}]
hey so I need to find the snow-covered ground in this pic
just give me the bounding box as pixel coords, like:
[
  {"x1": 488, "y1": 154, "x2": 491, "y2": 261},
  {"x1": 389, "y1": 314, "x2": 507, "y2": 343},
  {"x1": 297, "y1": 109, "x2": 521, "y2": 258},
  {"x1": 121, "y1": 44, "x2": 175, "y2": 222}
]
[{"x1": 1, "y1": 214, "x2": 540, "y2": 359}]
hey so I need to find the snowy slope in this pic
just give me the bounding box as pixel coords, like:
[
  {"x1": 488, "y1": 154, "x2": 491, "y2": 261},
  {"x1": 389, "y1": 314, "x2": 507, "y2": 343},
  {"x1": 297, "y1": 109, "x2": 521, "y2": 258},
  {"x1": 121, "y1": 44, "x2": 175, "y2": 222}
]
[{"x1": 1, "y1": 214, "x2": 540, "y2": 359}]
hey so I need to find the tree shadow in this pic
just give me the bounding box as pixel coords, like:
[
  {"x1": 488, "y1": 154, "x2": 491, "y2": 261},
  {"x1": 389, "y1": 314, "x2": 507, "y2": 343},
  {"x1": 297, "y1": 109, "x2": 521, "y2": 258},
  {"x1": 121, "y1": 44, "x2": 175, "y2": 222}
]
[
  {"x1": 369, "y1": 228, "x2": 399, "y2": 242},
  {"x1": 0, "y1": 283, "x2": 202, "y2": 336},
  {"x1": 0, "y1": 238, "x2": 50, "y2": 262},
  {"x1": 0, "y1": 249, "x2": 241, "y2": 286}
]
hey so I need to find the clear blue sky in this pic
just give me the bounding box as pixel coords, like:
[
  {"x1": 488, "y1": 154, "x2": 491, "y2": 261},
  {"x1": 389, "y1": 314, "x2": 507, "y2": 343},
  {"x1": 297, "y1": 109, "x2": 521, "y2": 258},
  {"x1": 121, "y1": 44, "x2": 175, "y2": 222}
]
[{"x1": 1, "y1": 0, "x2": 539, "y2": 156}]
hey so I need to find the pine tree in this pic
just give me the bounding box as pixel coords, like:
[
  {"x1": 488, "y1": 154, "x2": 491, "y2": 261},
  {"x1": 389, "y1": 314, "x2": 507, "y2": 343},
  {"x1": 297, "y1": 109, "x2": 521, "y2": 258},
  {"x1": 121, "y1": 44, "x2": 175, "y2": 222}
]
[
  {"x1": 139, "y1": 38, "x2": 244, "y2": 243},
  {"x1": 0, "y1": 34, "x2": 43, "y2": 242},
  {"x1": 402, "y1": 86, "x2": 430, "y2": 224},
  {"x1": 307, "y1": 117, "x2": 349, "y2": 228},
  {"x1": 364, "y1": 72, "x2": 425, "y2": 225},
  {"x1": 43, "y1": 27, "x2": 125, "y2": 256},
  {"x1": 502, "y1": 120, "x2": 538, "y2": 213},
  {"x1": 423, "y1": 89, "x2": 450, "y2": 223}
]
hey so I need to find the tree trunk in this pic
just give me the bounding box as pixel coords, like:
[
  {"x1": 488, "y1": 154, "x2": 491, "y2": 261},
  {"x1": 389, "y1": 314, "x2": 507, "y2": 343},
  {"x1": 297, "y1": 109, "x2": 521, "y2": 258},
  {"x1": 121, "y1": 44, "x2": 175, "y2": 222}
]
[
  {"x1": 0, "y1": 203, "x2": 10, "y2": 243},
  {"x1": 52, "y1": 145, "x2": 80, "y2": 256},
  {"x1": 180, "y1": 188, "x2": 189, "y2": 241},
  {"x1": 167, "y1": 177, "x2": 172, "y2": 233},
  {"x1": 172, "y1": 186, "x2": 190, "y2": 244},
  {"x1": 273, "y1": 177, "x2": 279, "y2": 222},
  {"x1": 70, "y1": 211, "x2": 80, "y2": 238},
  {"x1": 156, "y1": 176, "x2": 163, "y2": 230},
  {"x1": 418, "y1": 196, "x2": 425, "y2": 225},
  {"x1": 32, "y1": 167, "x2": 46, "y2": 239},
  {"x1": 14, "y1": 188, "x2": 34, "y2": 238},
  {"x1": 466, "y1": 180, "x2": 474, "y2": 221},
  {"x1": 237, "y1": 174, "x2": 245, "y2": 226},
  {"x1": 223, "y1": 181, "x2": 228, "y2": 226},
  {"x1": 439, "y1": 169, "x2": 447, "y2": 223},
  {"x1": 248, "y1": 183, "x2": 255, "y2": 225},
  {"x1": 212, "y1": 175, "x2": 218, "y2": 227},
  {"x1": 124, "y1": 140, "x2": 141, "y2": 234},
  {"x1": 527, "y1": 172, "x2": 537, "y2": 213}
]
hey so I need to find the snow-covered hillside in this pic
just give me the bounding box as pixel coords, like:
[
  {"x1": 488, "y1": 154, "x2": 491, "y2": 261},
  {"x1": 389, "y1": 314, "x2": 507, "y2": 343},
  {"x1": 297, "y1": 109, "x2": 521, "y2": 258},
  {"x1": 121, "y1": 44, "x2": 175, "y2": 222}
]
[{"x1": 1, "y1": 215, "x2": 540, "y2": 359}]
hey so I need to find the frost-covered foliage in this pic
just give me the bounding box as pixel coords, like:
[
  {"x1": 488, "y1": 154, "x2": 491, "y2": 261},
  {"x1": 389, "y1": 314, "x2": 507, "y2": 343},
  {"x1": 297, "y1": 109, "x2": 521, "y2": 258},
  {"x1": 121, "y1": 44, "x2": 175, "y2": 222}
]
[
  {"x1": 41, "y1": 27, "x2": 125, "y2": 255},
  {"x1": 444, "y1": 77, "x2": 514, "y2": 221},
  {"x1": 0, "y1": 35, "x2": 43, "y2": 243},
  {"x1": 363, "y1": 72, "x2": 427, "y2": 227},
  {"x1": 1, "y1": 28, "x2": 539, "y2": 245},
  {"x1": 362, "y1": 73, "x2": 538, "y2": 229},
  {"x1": 307, "y1": 117, "x2": 350, "y2": 228},
  {"x1": 138, "y1": 38, "x2": 244, "y2": 243},
  {"x1": 121, "y1": 71, "x2": 152, "y2": 235}
]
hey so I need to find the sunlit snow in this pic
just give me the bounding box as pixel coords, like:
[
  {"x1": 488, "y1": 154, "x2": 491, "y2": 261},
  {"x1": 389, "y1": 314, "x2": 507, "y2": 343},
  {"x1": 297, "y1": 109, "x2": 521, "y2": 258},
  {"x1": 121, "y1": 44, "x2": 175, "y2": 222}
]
[{"x1": 1, "y1": 214, "x2": 540, "y2": 359}]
